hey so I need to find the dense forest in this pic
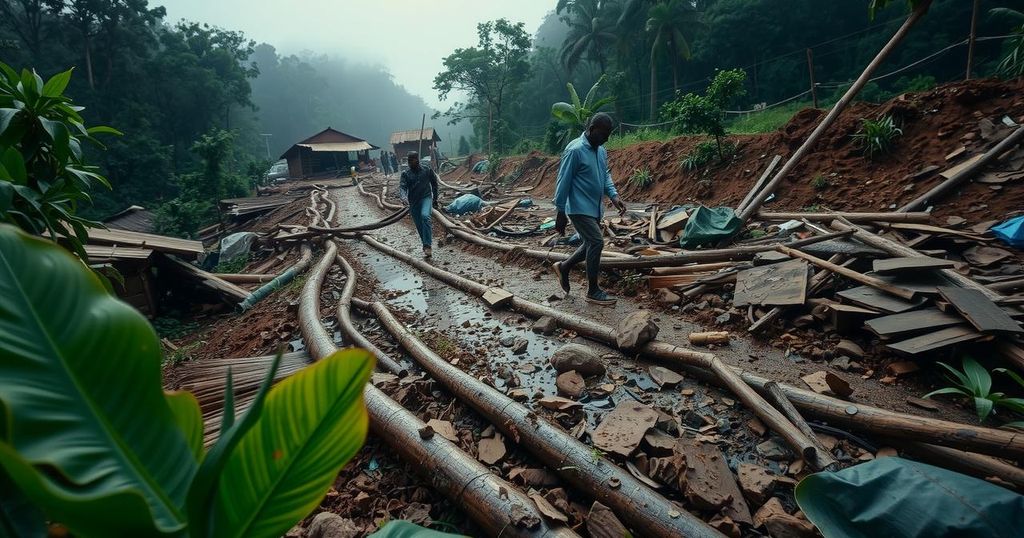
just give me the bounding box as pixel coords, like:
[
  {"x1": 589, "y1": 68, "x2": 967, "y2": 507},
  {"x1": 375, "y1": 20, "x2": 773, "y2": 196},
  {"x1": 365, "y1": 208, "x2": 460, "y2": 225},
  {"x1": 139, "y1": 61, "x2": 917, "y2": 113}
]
[
  {"x1": 1, "y1": 0, "x2": 1022, "y2": 232},
  {"x1": 0, "y1": 0, "x2": 446, "y2": 228},
  {"x1": 442, "y1": 0, "x2": 1024, "y2": 153}
]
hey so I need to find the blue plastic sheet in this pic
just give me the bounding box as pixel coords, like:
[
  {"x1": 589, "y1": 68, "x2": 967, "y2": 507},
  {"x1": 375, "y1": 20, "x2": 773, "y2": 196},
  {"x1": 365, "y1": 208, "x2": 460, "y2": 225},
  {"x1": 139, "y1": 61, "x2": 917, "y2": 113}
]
[
  {"x1": 992, "y1": 216, "x2": 1024, "y2": 248},
  {"x1": 446, "y1": 193, "x2": 484, "y2": 215}
]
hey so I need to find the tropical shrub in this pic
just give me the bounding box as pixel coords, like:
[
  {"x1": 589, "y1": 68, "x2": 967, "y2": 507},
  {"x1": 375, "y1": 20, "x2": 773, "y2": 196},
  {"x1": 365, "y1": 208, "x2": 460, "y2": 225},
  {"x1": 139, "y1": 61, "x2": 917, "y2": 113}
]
[
  {"x1": 924, "y1": 357, "x2": 1024, "y2": 422},
  {"x1": 0, "y1": 224, "x2": 374, "y2": 537},
  {"x1": 628, "y1": 167, "x2": 653, "y2": 189},
  {"x1": 852, "y1": 115, "x2": 902, "y2": 159},
  {"x1": 0, "y1": 63, "x2": 120, "y2": 259},
  {"x1": 991, "y1": 7, "x2": 1024, "y2": 78},
  {"x1": 550, "y1": 74, "x2": 616, "y2": 149},
  {"x1": 681, "y1": 139, "x2": 736, "y2": 171},
  {"x1": 660, "y1": 68, "x2": 746, "y2": 160}
]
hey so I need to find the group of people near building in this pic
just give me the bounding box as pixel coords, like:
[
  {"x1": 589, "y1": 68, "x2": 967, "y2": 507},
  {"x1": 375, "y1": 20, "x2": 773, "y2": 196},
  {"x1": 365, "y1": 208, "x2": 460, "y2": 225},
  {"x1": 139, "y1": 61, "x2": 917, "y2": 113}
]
[{"x1": 379, "y1": 150, "x2": 400, "y2": 177}]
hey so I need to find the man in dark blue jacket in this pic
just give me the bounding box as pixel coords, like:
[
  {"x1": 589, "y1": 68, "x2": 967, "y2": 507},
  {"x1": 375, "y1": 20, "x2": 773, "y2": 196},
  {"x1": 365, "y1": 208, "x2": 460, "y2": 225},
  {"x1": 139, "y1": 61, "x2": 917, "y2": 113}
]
[
  {"x1": 551, "y1": 113, "x2": 626, "y2": 305},
  {"x1": 399, "y1": 151, "x2": 440, "y2": 258}
]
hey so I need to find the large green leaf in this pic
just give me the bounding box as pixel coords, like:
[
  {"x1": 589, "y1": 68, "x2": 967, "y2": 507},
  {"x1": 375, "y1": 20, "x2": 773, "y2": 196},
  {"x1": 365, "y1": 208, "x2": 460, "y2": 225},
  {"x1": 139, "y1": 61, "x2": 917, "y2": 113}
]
[
  {"x1": 0, "y1": 225, "x2": 196, "y2": 536},
  {"x1": 210, "y1": 348, "x2": 374, "y2": 538},
  {"x1": 0, "y1": 466, "x2": 46, "y2": 538},
  {"x1": 551, "y1": 102, "x2": 579, "y2": 126},
  {"x1": 165, "y1": 391, "x2": 204, "y2": 462},
  {"x1": 41, "y1": 68, "x2": 73, "y2": 98},
  {"x1": 795, "y1": 457, "x2": 1024, "y2": 538},
  {"x1": 368, "y1": 520, "x2": 464, "y2": 537},
  {"x1": 961, "y1": 357, "x2": 991, "y2": 396}
]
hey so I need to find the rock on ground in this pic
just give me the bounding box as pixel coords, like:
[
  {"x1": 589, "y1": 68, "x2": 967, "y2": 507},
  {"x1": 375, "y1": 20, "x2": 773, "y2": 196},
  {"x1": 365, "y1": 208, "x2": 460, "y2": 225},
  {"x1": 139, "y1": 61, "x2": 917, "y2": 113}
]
[
  {"x1": 306, "y1": 512, "x2": 360, "y2": 538},
  {"x1": 532, "y1": 316, "x2": 558, "y2": 335},
  {"x1": 614, "y1": 310, "x2": 660, "y2": 350},
  {"x1": 550, "y1": 343, "x2": 606, "y2": 377}
]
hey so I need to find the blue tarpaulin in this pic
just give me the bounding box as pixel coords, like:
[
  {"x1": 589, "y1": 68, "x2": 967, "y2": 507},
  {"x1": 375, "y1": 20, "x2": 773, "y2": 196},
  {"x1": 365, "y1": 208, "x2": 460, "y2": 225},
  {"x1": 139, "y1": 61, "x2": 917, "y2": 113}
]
[
  {"x1": 446, "y1": 193, "x2": 484, "y2": 215},
  {"x1": 992, "y1": 216, "x2": 1024, "y2": 248}
]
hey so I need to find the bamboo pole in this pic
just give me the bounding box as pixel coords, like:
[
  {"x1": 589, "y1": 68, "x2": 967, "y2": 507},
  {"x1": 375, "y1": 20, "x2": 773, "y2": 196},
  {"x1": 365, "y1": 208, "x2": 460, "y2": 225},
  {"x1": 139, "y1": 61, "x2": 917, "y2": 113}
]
[
  {"x1": 299, "y1": 239, "x2": 576, "y2": 537},
  {"x1": 355, "y1": 233, "x2": 1024, "y2": 459},
  {"x1": 737, "y1": 155, "x2": 782, "y2": 214},
  {"x1": 762, "y1": 381, "x2": 838, "y2": 471},
  {"x1": 898, "y1": 126, "x2": 1024, "y2": 212},
  {"x1": 737, "y1": 0, "x2": 933, "y2": 223},
  {"x1": 212, "y1": 273, "x2": 276, "y2": 284},
  {"x1": 359, "y1": 235, "x2": 834, "y2": 471},
  {"x1": 775, "y1": 243, "x2": 918, "y2": 301},
  {"x1": 357, "y1": 296, "x2": 722, "y2": 538},
  {"x1": 756, "y1": 211, "x2": 931, "y2": 223}
]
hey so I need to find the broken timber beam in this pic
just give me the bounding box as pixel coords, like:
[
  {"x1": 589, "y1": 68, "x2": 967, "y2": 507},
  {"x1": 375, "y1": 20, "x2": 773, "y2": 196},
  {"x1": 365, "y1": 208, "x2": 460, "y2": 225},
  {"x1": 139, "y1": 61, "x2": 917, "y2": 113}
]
[
  {"x1": 775, "y1": 244, "x2": 918, "y2": 301},
  {"x1": 757, "y1": 211, "x2": 931, "y2": 223},
  {"x1": 736, "y1": 154, "x2": 783, "y2": 214},
  {"x1": 762, "y1": 381, "x2": 839, "y2": 471}
]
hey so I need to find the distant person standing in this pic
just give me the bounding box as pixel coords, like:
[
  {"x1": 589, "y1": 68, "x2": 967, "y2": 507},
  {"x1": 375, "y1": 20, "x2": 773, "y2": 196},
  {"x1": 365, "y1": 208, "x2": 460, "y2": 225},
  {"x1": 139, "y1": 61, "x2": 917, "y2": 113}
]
[
  {"x1": 551, "y1": 112, "x2": 627, "y2": 306},
  {"x1": 390, "y1": 151, "x2": 399, "y2": 174},
  {"x1": 380, "y1": 151, "x2": 391, "y2": 177},
  {"x1": 399, "y1": 151, "x2": 439, "y2": 258}
]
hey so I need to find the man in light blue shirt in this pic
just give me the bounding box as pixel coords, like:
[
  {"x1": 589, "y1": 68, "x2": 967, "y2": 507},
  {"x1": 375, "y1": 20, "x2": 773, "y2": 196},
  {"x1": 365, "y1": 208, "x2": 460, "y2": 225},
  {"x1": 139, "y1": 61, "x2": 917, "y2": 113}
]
[{"x1": 552, "y1": 113, "x2": 627, "y2": 305}]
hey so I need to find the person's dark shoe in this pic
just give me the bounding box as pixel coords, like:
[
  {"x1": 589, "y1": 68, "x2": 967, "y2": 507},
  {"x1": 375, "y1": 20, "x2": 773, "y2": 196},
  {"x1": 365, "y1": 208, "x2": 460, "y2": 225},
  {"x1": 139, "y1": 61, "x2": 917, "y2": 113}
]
[
  {"x1": 423, "y1": 246, "x2": 433, "y2": 259},
  {"x1": 586, "y1": 289, "x2": 616, "y2": 306},
  {"x1": 552, "y1": 262, "x2": 570, "y2": 295}
]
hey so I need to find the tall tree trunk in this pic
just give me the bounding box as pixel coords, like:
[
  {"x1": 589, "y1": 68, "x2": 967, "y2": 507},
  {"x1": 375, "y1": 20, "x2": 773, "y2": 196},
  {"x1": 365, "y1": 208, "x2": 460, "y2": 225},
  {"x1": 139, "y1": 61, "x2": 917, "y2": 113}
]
[
  {"x1": 672, "y1": 61, "x2": 678, "y2": 93},
  {"x1": 649, "y1": 60, "x2": 657, "y2": 121},
  {"x1": 84, "y1": 35, "x2": 95, "y2": 90}
]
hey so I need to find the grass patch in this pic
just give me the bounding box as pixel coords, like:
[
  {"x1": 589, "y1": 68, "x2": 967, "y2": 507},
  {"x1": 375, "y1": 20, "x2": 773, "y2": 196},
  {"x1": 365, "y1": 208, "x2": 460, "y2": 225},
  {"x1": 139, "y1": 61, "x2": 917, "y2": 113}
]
[
  {"x1": 165, "y1": 341, "x2": 203, "y2": 365},
  {"x1": 811, "y1": 174, "x2": 830, "y2": 191},
  {"x1": 605, "y1": 128, "x2": 676, "y2": 150},
  {"x1": 214, "y1": 253, "x2": 249, "y2": 274},
  {"x1": 628, "y1": 167, "x2": 653, "y2": 189},
  {"x1": 853, "y1": 114, "x2": 902, "y2": 159},
  {"x1": 726, "y1": 100, "x2": 810, "y2": 134},
  {"x1": 681, "y1": 139, "x2": 737, "y2": 171}
]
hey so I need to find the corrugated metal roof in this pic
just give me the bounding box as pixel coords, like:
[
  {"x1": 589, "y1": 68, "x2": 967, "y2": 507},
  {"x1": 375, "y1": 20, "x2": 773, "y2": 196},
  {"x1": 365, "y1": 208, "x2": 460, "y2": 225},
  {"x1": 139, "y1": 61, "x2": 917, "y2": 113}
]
[
  {"x1": 298, "y1": 141, "x2": 377, "y2": 152},
  {"x1": 389, "y1": 128, "x2": 440, "y2": 144},
  {"x1": 103, "y1": 205, "x2": 155, "y2": 234},
  {"x1": 87, "y1": 227, "x2": 204, "y2": 258},
  {"x1": 85, "y1": 244, "x2": 153, "y2": 262}
]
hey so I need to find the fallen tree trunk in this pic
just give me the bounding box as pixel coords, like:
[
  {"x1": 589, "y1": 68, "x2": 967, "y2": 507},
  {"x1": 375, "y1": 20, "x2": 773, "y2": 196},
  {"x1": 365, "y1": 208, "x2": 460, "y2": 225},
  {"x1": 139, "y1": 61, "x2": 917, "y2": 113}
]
[
  {"x1": 899, "y1": 126, "x2": 1024, "y2": 212},
  {"x1": 299, "y1": 239, "x2": 577, "y2": 537},
  {"x1": 334, "y1": 252, "x2": 407, "y2": 376},
  {"x1": 757, "y1": 211, "x2": 931, "y2": 223},
  {"x1": 830, "y1": 218, "x2": 1002, "y2": 301},
  {"x1": 354, "y1": 295, "x2": 723, "y2": 538},
  {"x1": 357, "y1": 234, "x2": 1024, "y2": 460},
  {"x1": 763, "y1": 381, "x2": 838, "y2": 471},
  {"x1": 360, "y1": 235, "x2": 836, "y2": 472},
  {"x1": 737, "y1": 0, "x2": 933, "y2": 223}
]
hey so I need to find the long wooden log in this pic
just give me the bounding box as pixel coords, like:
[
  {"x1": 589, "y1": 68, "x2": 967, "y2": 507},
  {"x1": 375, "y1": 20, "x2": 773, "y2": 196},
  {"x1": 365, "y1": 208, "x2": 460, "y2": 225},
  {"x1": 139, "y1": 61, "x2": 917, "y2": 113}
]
[
  {"x1": 775, "y1": 243, "x2": 918, "y2": 300},
  {"x1": 899, "y1": 126, "x2": 1024, "y2": 212},
  {"x1": 763, "y1": 381, "x2": 839, "y2": 471},
  {"x1": 298, "y1": 241, "x2": 576, "y2": 537},
  {"x1": 737, "y1": 0, "x2": 933, "y2": 223},
  {"x1": 896, "y1": 441, "x2": 1024, "y2": 490},
  {"x1": 757, "y1": 211, "x2": 931, "y2": 223},
  {"x1": 212, "y1": 273, "x2": 275, "y2": 284},
  {"x1": 737, "y1": 155, "x2": 783, "y2": 214},
  {"x1": 360, "y1": 235, "x2": 835, "y2": 472},
  {"x1": 830, "y1": 218, "x2": 1002, "y2": 301},
  {"x1": 356, "y1": 296, "x2": 723, "y2": 538},
  {"x1": 356, "y1": 234, "x2": 1024, "y2": 459},
  {"x1": 333, "y1": 251, "x2": 406, "y2": 375}
]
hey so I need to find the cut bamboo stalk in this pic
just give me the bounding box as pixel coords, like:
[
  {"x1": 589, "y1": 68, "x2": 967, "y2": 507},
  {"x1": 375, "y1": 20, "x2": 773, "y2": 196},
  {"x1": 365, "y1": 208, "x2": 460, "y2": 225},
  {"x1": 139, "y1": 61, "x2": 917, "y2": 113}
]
[
  {"x1": 762, "y1": 381, "x2": 839, "y2": 471},
  {"x1": 737, "y1": 155, "x2": 783, "y2": 214},
  {"x1": 359, "y1": 235, "x2": 833, "y2": 472},
  {"x1": 213, "y1": 273, "x2": 276, "y2": 284},
  {"x1": 775, "y1": 244, "x2": 917, "y2": 301},
  {"x1": 757, "y1": 211, "x2": 931, "y2": 223},
  {"x1": 358, "y1": 296, "x2": 721, "y2": 538},
  {"x1": 830, "y1": 218, "x2": 1001, "y2": 301},
  {"x1": 357, "y1": 233, "x2": 1024, "y2": 459}
]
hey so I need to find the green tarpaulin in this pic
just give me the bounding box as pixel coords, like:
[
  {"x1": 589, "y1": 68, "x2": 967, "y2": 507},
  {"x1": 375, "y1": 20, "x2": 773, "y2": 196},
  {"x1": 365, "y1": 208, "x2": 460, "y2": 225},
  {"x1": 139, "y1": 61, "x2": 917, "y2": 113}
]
[{"x1": 678, "y1": 206, "x2": 742, "y2": 249}]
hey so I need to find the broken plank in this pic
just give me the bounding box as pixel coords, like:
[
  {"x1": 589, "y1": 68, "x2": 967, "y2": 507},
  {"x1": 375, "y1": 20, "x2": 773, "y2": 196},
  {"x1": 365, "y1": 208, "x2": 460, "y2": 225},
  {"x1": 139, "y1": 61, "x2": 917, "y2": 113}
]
[
  {"x1": 938, "y1": 286, "x2": 1024, "y2": 334},
  {"x1": 873, "y1": 256, "x2": 955, "y2": 275},
  {"x1": 776, "y1": 245, "x2": 918, "y2": 301},
  {"x1": 650, "y1": 262, "x2": 736, "y2": 276},
  {"x1": 733, "y1": 259, "x2": 808, "y2": 307},
  {"x1": 886, "y1": 223, "x2": 990, "y2": 241},
  {"x1": 656, "y1": 208, "x2": 690, "y2": 233},
  {"x1": 865, "y1": 308, "x2": 966, "y2": 339},
  {"x1": 481, "y1": 287, "x2": 514, "y2": 308},
  {"x1": 887, "y1": 326, "x2": 983, "y2": 355},
  {"x1": 940, "y1": 153, "x2": 984, "y2": 179},
  {"x1": 648, "y1": 206, "x2": 659, "y2": 242},
  {"x1": 837, "y1": 286, "x2": 927, "y2": 314}
]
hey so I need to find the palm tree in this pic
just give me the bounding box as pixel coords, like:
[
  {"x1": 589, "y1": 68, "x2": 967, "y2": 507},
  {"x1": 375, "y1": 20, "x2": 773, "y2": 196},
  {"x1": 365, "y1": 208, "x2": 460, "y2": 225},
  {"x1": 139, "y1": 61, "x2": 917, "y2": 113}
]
[
  {"x1": 559, "y1": 0, "x2": 620, "y2": 74},
  {"x1": 645, "y1": 0, "x2": 700, "y2": 119},
  {"x1": 991, "y1": 7, "x2": 1024, "y2": 78}
]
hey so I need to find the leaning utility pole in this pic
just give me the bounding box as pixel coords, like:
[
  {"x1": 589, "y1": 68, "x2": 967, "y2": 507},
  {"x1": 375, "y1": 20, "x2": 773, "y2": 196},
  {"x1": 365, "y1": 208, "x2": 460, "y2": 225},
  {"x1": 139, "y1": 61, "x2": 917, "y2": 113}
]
[{"x1": 966, "y1": 0, "x2": 980, "y2": 80}]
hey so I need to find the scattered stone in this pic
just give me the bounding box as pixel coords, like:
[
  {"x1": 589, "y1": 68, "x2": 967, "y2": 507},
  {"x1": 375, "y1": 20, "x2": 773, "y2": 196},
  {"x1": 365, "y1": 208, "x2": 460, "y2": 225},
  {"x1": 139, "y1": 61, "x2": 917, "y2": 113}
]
[
  {"x1": 835, "y1": 339, "x2": 864, "y2": 359},
  {"x1": 556, "y1": 370, "x2": 586, "y2": 398},
  {"x1": 649, "y1": 366, "x2": 684, "y2": 388},
  {"x1": 511, "y1": 337, "x2": 529, "y2": 355},
  {"x1": 830, "y1": 356, "x2": 853, "y2": 371},
  {"x1": 680, "y1": 388, "x2": 695, "y2": 397},
  {"x1": 586, "y1": 501, "x2": 629, "y2": 538},
  {"x1": 756, "y1": 439, "x2": 792, "y2": 461},
  {"x1": 793, "y1": 315, "x2": 815, "y2": 328},
  {"x1": 418, "y1": 425, "x2": 434, "y2": 440},
  {"x1": 307, "y1": 513, "x2": 360, "y2": 538},
  {"x1": 550, "y1": 343, "x2": 606, "y2": 377},
  {"x1": 754, "y1": 497, "x2": 816, "y2": 537},
  {"x1": 592, "y1": 402, "x2": 660, "y2": 457},
  {"x1": 508, "y1": 388, "x2": 530, "y2": 401},
  {"x1": 614, "y1": 310, "x2": 660, "y2": 350},
  {"x1": 683, "y1": 410, "x2": 709, "y2": 429},
  {"x1": 655, "y1": 288, "x2": 682, "y2": 305},
  {"x1": 537, "y1": 396, "x2": 582, "y2": 411},
  {"x1": 532, "y1": 316, "x2": 558, "y2": 335},
  {"x1": 715, "y1": 312, "x2": 732, "y2": 325},
  {"x1": 906, "y1": 396, "x2": 940, "y2": 412},
  {"x1": 642, "y1": 430, "x2": 677, "y2": 456},
  {"x1": 737, "y1": 464, "x2": 779, "y2": 505},
  {"x1": 885, "y1": 361, "x2": 920, "y2": 377},
  {"x1": 747, "y1": 418, "x2": 767, "y2": 437},
  {"x1": 499, "y1": 335, "x2": 515, "y2": 347},
  {"x1": 801, "y1": 371, "x2": 853, "y2": 398},
  {"x1": 709, "y1": 516, "x2": 742, "y2": 538},
  {"x1": 482, "y1": 287, "x2": 514, "y2": 307},
  {"x1": 590, "y1": 383, "x2": 615, "y2": 398},
  {"x1": 676, "y1": 436, "x2": 752, "y2": 524}
]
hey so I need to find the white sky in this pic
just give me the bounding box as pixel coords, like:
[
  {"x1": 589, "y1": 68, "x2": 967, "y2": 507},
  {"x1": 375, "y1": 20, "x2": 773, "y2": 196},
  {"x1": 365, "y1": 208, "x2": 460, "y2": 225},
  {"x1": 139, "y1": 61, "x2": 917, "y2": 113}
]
[{"x1": 159, "y1": 0, "x2": 554, "y2": 109}]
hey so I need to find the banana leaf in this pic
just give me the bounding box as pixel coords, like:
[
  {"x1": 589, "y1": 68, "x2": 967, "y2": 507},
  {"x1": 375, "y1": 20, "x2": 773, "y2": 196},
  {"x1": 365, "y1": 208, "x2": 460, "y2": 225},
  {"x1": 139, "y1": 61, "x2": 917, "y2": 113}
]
[
  {"x1": 0, "y1": 224, "x2": 196, "y2": 536},
  {"x1": 795, "y1": 457, "x2": 1024, "y2": 538},
  {"x1": 368, "y1": 520, "x2": 464, "y2": 537}
]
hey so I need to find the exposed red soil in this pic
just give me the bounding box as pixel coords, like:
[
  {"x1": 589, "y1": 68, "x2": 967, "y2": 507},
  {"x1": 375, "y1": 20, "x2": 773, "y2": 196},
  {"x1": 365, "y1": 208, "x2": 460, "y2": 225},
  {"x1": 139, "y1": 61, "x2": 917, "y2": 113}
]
[{"x1": 453, "y1": 78, "x2": 1024, "y2": 225}]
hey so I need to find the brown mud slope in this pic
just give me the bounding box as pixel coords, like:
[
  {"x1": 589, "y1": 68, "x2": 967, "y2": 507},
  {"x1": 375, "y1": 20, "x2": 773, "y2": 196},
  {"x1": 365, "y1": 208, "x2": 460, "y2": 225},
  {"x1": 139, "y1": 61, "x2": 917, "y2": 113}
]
[{"x1": 457, "y1": 78, "x2": 1024, "y2": 223}]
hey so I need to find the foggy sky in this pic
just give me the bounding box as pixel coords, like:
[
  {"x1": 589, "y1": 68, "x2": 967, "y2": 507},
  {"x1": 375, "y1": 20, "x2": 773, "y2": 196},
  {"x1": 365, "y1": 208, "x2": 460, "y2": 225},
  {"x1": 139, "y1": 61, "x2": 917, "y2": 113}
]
[{"x1": 159, "y1": 0, "x2": 554, "y2": 109}]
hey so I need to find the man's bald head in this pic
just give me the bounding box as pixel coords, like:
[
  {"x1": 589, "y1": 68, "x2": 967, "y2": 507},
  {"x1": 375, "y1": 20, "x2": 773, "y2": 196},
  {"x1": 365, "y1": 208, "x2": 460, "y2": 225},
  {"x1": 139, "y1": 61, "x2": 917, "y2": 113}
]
[{"x1": 586, "y1": 112, "x2": 614, "y2": 147}]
